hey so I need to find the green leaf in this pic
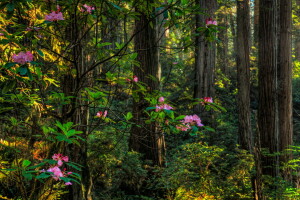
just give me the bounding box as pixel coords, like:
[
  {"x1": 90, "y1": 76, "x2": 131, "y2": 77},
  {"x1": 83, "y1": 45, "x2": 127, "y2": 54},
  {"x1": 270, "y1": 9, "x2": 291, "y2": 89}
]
[
  {"x1": 97, "y1": 42, "x2": 112, "y2": 48},
  {"x1": 22, "y1": 171, "x2": 33, "y2": 180},
  {"x1": 37, "y1": 49, "x2": 44, "y2": 57},
  {"x1": 22, "y1": 160, "x2": 31, "y2": 168},
  {"x1": 36, "y1": 172, "x2": 51, "y2": 179},
  {"x1": 18, "y1": 66, "x2": 28, "y2": 75},
  {"x1": 65, "y1": 162, "x2": 82, "y2": 171},
  {"x1": 204, "y1": 126, "x2": 215, "y2": 132},
  {"x1": 124, "y1": 112, "x2": 133, "y2": 121},
  {"x1": 146, "y1": 107, "x2": 156, "y2": 111},
  {"x1": 181, "y1": 0, "x2": 188, "y2": 5},
  {"x1": 4, "y1": 62, "x2": 17, "y2": 69},
  {"x1": 6, "y1": 3, "x2": 14, "y2": 12},
  {"x1": 110, "y1": 2, "x2": 122, "y2": 10}
]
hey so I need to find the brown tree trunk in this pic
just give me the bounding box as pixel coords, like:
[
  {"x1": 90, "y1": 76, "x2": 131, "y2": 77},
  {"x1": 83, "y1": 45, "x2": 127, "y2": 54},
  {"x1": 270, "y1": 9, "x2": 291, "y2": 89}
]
[
  {"x1": 129, "y1": 0, "x2": 165, "y2": 167},
  {"x1": 236, "y1": 0, "x2": 252, "y2": 152},
  {"x1": 194, "y1": 0, "x2": 217, "y2": 117},
  {"x1": 60, "y1": 13, "x2": 91, "y2": 200},
  {"x1": 278, "y1": 0, "x2": 293, "y2": 181},
  {"x1": 217, "y1": 7, "x2": 229, "y2": 79},
  {"x1": 257, "y1": 0, "x2": 278, "y2": 198},
  {"x1": 295, "y1": 0, "x2": 300, "y2": 60},
  {"x1": 254, "y1": 0, "x2": 260, "y2": 46}
]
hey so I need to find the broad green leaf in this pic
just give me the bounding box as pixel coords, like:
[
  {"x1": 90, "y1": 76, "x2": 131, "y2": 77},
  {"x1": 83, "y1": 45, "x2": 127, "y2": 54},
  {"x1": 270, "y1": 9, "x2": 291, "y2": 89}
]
[
  {"x1": 18, "y1": 66, "x2": 28, "y2": 75},
  {"x1": 36, "y1": 172, "x2": 51, "y2": 179},
  {"x1": 22, "y1": 160, "x2": 31, "y2": 168},
  {"x1": 65, "y1": 162, "x2": 82, "y2": 171},
  {"x1": 37, "y1": 49, "x2": 44, "y2": 57},
  {"x1": 4, "y1": 62, "x2": 16, "y2": 69},
  {"x1": 124, "y1": 112, "x2": 133, "y2": 121}
]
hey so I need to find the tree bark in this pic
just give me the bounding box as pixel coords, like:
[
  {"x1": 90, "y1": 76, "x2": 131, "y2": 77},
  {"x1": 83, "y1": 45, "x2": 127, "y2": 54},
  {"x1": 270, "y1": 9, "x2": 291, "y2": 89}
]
[
  {"x1": 278, "y1": 0, "x2": 293, "y2": 181},
  {"x1": 236, "y1": 0, "x2": 252, "y2": 152},
  {"x1": 295, "y1": 0, "x2": 300, "y2": 61},
  {"x1": 194, "y1": 0, "x2": 218, "y2": 117},
  {"x1": 129, "y1": 0, "x2": 165, "y2": 167},
  {"x1": 257, "y1": 0, "x2": 278, "y2": 183}
]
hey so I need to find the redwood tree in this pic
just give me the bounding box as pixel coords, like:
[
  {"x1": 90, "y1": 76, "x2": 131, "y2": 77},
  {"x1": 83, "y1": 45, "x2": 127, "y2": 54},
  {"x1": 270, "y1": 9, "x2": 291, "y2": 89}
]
[
  {"x1": 236, "y1": 0, "x2": 252, "y2": 152},
  {"x1": 278, "y1": 0, "x2": 293, "y2": 180},
  {"x1": 257, "y1": 0, "x2": 278, "y2": 178},
  {"x1": 129, "y1": 0, "x2": 165, "y2": 167},
  {"x1": 194, "y1": 0, "x2": 218, "y2": 116}
]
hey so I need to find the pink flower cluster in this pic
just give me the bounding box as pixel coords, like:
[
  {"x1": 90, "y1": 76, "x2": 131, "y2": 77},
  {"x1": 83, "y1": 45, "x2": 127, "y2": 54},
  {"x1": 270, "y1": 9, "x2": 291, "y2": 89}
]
[
  {"x1": 45, "y1": 6, "x2": 64, "y2": 21},
  {"x1": 45, "y1": 11, "x2": 64, "y2": 21},
  {"x1": 80, "y1": 4, "x2": 95, "y2": 14},
  {"x1": 96, "y1": 110, "x2": 108, "y2": 118},
  {"x1": 155, "y1": 97, "x2": 173, "y2": 112},
  {"x1": 12, "y1": 51, "x2": 34, "y2": 64},
  {"x1": 205, "y1": 18, "x2": 217, "y2": 26},
  {"x1": 126, "y1": 75, "x2": 138, "y2": 83},
  {"x1": 46, "y1": 154, "x2": 72, "y2": 185},
  {"x1": 52, "y1": 153, "x2": 69, "y2": 166},
  {"x1": 201, "y1": 97, "x2": 213, "y2": 105},
  {"x1": 176, "y1": 114, "x2": 203, "y2": 131}
]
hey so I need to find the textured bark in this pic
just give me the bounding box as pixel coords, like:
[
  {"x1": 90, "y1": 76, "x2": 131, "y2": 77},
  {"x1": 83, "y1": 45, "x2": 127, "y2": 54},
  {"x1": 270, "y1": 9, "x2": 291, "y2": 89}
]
[
  {"x1": 217, "y1": 8, "x2": 229, "y2": 78},
  {"x1": 194, "y1": 0, "x2": 218, "y2": 116},
  {"x1": 254, "y1": 0, "x2": 259, "y2": 45},
  {"x1": 295, "y1": 0, "x2": 300, "y2": 61},
  {"x1": 278, "y1": 0, "x2": 293, "y2": 181},
  {"x1": 258, "y1": 0, "x2": 278, "y2": 180},
  {"x1": 129, "y1": 1, "x2": 165, "y2": 167},
  {"x1": 61, "y1": 13, "x2": 91, "y2": 200},
  {"x1": 236, "y1": 0, "x2": 252, "y2": 152}
]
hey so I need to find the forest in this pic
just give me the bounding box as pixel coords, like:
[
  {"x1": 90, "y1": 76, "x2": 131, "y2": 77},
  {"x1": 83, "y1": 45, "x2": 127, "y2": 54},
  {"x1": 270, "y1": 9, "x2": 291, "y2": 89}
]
[{"x1": 0, "y1": 0, "x2": 299, "y2": 199}]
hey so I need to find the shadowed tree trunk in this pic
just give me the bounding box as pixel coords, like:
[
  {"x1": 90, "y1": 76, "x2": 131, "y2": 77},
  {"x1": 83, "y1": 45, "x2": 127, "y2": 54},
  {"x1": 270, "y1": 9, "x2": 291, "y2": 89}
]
[
  {"x1": 257, "y1": 0, "x2": 278, "y2": 198},
  {"x1": 129, "y1": 0, "x2": 165, "y2": 167},
  {"x1": 278, "y1": 0, "x2": 292, "y2": 181},
  {"x1": 236, "y1": 0, "x2": 252, "y2": 152},
  {"x1": 194, "y1": 0, "x2": 218, "y2": 118}
]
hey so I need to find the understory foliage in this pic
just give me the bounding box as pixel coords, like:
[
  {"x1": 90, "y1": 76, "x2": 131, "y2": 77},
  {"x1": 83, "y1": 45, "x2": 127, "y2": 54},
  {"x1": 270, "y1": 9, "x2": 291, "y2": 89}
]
[{"x1": 0, "y1": 0, "x2": 299, "y2": 200}]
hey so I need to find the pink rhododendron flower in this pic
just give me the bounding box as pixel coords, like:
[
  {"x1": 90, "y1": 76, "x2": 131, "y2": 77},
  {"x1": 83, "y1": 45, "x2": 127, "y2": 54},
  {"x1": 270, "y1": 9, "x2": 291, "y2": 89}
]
[
  {"x1": 65, "y1": 182, "x2": 72, "y2": 185},
  {"x1": 176, "y1": 123, "x2": 191, "y2": 131},
  {"x1": 155, "y1": 104, "x2": 173, "y2": 112},
  {"x1": 52, "y1": 153, "x2": 69, "y2": 166},
  {"x1": 183, "y1": 114, "x2": 204, "y2": 127},
  {"x1": 0, "y1": 33, "x2": 4, "y2": 36},
  {"x1": 133, "y1": 75, "x2": 138, "y2": 82},
  {"x1": 158, "y1": 97, "x2": 165, "y2": 103},
  {"x1": 205, "y1": 18, "x2": 217, "y2": 26},
  {"x1": 45, "y1": 8, "x2": 64, "y2": 21},
  {"x1": 80, "y1": 4, "x2": 95, "y2": 14},
  {"x1": 96, "y1": 110, "x2": 107, "y2": 118},
  {"x1": 201, "y1": 97, "x2": 213, "y2": 105},
  {"x1": 47, "y1": 166, "x2": 64, "y2": 181},
  {"x1": 172, "y1": 62, "x2": 178, "y2": 65},
  {"x1": 12, "y1": 51, "x2": 34, "y2": 64}
]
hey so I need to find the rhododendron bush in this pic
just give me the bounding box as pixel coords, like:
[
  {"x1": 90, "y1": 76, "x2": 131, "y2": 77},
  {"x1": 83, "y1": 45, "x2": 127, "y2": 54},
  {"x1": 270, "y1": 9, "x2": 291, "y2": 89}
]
[{"x1": 0, "y1": 0, "x2": 235, "y2": 199}]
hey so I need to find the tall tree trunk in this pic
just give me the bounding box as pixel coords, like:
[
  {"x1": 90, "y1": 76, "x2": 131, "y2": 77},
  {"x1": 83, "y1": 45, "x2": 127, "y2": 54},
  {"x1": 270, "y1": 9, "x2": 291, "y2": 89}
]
[
  {"x1": 295, "y1": 0, "x2": 300, "y2": 60},
  {"x1": 257, "y1": 0, "x2": 278, "y2": 198},
  {"x1": 278, "y1": 0, "x2": 293, "y2": 181},
  {"x1": 236, "y1": 0, "x2": 252, "y2": 152},
  {"x1": 61, "y1": 13, "x2": 91, "y2": 200},
  {"x1": 254, "y1": 0, "x2": 260, "y2": 46},
  {"x1": 217, "y1": 7, "x2": 229, "y2": 79},
  {"x1": 129, "y1": 0, "x2": 165, "y2": 167},
  {"x1": 194, "y1": 0, "x2": 217, "y2": 117}
]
